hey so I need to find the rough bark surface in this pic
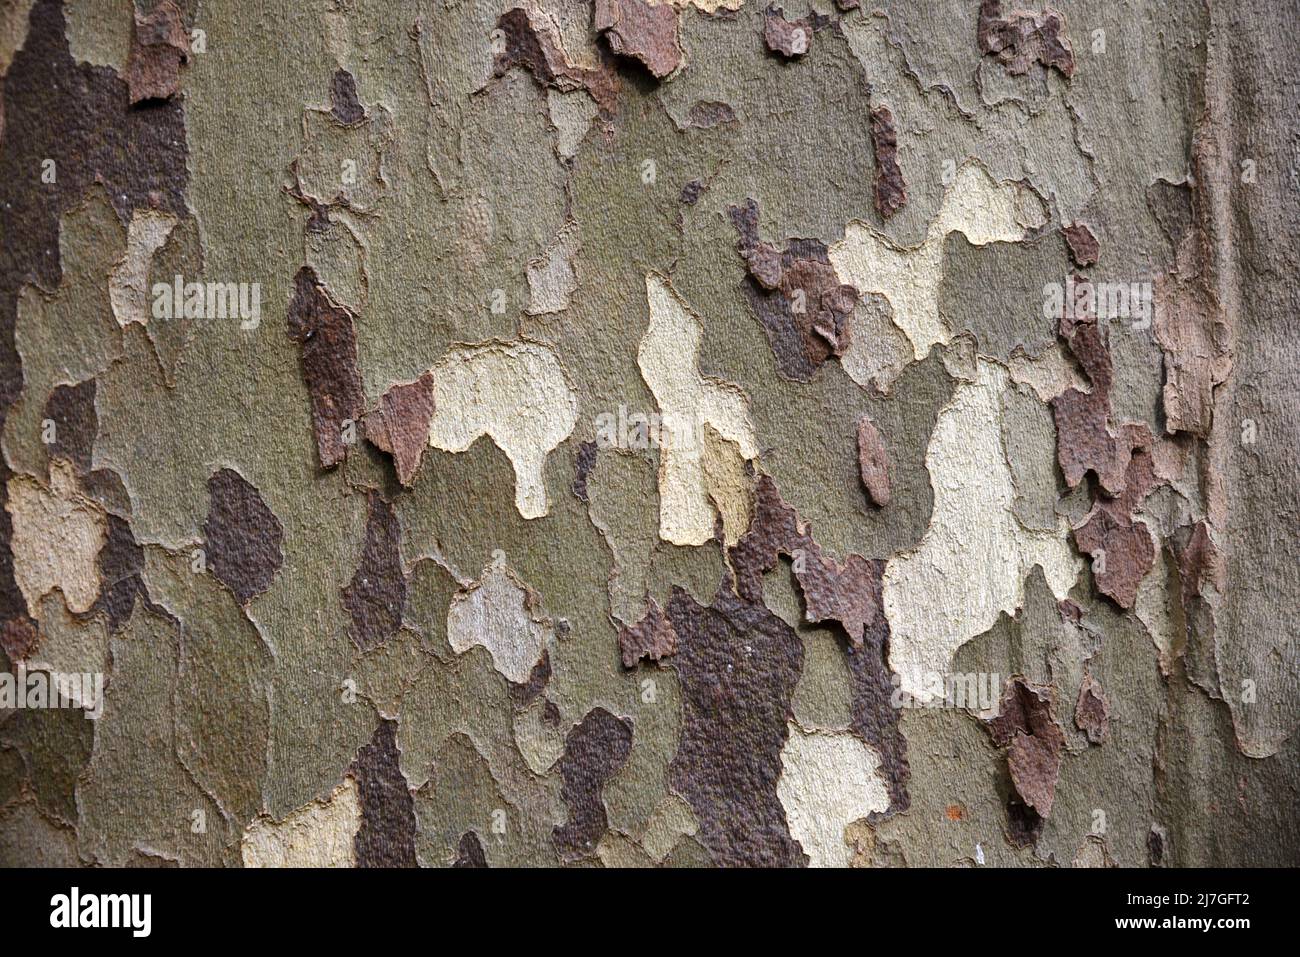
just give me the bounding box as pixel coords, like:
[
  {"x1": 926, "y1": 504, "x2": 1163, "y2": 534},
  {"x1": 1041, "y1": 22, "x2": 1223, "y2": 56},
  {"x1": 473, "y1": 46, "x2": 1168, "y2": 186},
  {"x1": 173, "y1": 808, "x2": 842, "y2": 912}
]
[{"x1": 0, "y1": 0, "x2": 1296, "y2": 869}]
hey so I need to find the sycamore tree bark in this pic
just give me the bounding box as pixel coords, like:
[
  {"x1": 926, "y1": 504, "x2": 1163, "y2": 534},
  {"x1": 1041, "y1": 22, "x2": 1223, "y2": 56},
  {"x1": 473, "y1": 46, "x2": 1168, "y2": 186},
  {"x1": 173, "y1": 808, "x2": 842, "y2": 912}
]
[{"x1": 0, "y1": 0, "x2": 1295, "y2": 868}]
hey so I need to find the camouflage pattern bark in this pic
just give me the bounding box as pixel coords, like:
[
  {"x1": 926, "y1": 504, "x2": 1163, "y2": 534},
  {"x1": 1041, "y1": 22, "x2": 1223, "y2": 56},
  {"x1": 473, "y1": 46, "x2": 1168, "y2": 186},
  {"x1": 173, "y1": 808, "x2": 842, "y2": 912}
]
[{"x1": 0, "y1": 0, "x2": 1296, "y2": 868}]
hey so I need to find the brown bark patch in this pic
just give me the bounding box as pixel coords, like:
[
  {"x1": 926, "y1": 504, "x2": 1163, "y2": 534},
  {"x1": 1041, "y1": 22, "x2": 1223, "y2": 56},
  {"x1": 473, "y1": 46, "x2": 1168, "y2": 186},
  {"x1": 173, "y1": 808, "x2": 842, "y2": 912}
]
[
  {"x1": 203, "y1": 468, "x2": 285, "y2": 605},
  {"x1": 1074, "y1": 672, "x2": 1109, "y2": 744},
  {"x1": 571, "y1": 439, "x2": 597, "y2": 503},
  {"x1": 729, "y1": 199, "x2": 859, "y2": 381},
  {"x1": 665, "y1": 584, "x2": 806, "y2": 867},
  {"x1": 363, "y1": 373, "x2": 435, "y2": 487},
  {"x1": 684, "y1": 100, "x2": 736, "y2": 129},
  {"x1": 42, "y1": 379, "x2": 96, "y2": 473},
  {"x1": 508, "y1": 649, "x2": 552, "y2": 708},
  {"x1": 595, "y1": 0, "x2": 682, "y2": 80},
  {"x1": 763, "y1": 6, "x2": 828, "y2": 60},
  {"x1": 93, "y1": 511, "x2": 151, "y2": 633},
  {"x1": 330, "y1": 68, "x2": 365, "y2": 125},
  {"x1": 731, "y1": 474, "x2": 880, "y2": 646},
  {"x1": 349, "y1": 719, "x2": 417, "y2": 868},
  {"x1": 1061, "y1": 222, "x2": 1099, "y2": 267},
  {"x1": 342, "y1": 491, "x2": 405, "y2": 651},
  {"x1": 977, "y1": 0, "x2": 1075, "y2": 78},
  {"x1": 553, "y1": 707, "x2": 633, "y2": 861},
  {"x1": 126, "y1": 0, "x2": 189, "y2": 105},
  {"x1": 987, "y1": 678, "x2": 1065, "y2": 840},
  {"x1": 870, "y1": 106, "x2": 907, "y2": 219},
  {"x1": 618, "y1": 597, "x2": 679, "y2": 667},
  {"x1": 286, "y1": 266, "x2": 366, "y2": 470},
  {"x1": 453, "y1": 831, "x2": 488, "y2": 867},
  {"x1": 856, "y1": 414, "x2": 891, "y2": 507}
]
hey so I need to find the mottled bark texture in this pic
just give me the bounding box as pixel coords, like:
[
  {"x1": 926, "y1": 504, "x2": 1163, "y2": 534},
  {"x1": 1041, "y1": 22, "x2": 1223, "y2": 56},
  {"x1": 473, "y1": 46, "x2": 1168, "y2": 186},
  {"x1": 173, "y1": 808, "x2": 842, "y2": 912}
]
[{"x1": 0, "y1": 0, "x2": 1296, "y2": 869}]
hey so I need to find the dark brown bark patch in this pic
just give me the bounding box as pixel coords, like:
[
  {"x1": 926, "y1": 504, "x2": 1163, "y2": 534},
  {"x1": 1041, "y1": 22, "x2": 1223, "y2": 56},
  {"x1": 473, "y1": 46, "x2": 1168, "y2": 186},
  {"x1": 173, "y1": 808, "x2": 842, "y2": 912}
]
[
  {"x1": 618, "y1": 597, "x2": 679, "y2": 667},
  {"x1": 987, "y1": 678, "x2": 1065, "y2": 838},
  {"x1": 1052, "y1": 302, "x2": 1134, "y2": 496},
  {"x1": 1073, "y1": 440, "x2": 1158, "y2": 609},
  {"x1": 977, "y1": 0, "x2": 1075, "y2": 78},
  {"x1": 42, "y1": 380, "x2": 97, "y2": 473},
  {"x1": 870, "y1": 105, "x2": 907, "y2": 219},
  {"x1": 763, "y1": 6, "x2": 828, "y2": 60},
  {"x1": 1061, "y1": 221, "x2": 1099, "y2": 267},
  {"x1": 1148, "y1": 824, "x2": 1168, "y2": 866},
  {"x1": 94, "y1": 512, "x2": 151, "y2": 633},
  {"x1": 363, "y1": 373, "x2": 435, "y2": 487},
  {"x1": 665, "y1": 584, "x2": 805, "y2": 867},
  {"x1": 571, "y1": 439, "x2": 597, "y2": 503},
  {"x1": 330, "y1": 68, "x2": 366, "y2": 125},
  {"x1": 0, "y1": 617, "x2": 38, "y2": 660},
  {"x1": 856, "y1": 414, "x2": 891, "y2": 507},
  {"x1": 286, "y1": 266, "x2": 365, "y2": 470},
  {"x1": 679, "y1": 179, "x2": 707, "y2": 206},
  {"x1": 203, "y1": 468, "x2": 285, "y2": 605},
  {"x1": 453, "y1": 831, "x2": 488, "y2": 867},
  {"x1": 1074, "y1": 672, "x2": 1109, "y2": 744},
  {"x1": 126, "y1": 0, "x2": 190, "y2": 105},
  {"x1": 845, "y1": 574, "x2": 911, "y2": 816},
  {"x1": 595, "y1": 0, "x2": 682, "y2": 80},
  {"x1": 731, "y1": 474, "x2": 880, "y2": 646},
  {"x1": 508, "y1": 649, "x2": 552, "y2": 708},
  {"x1": 494, "y1": 8, "x2": 620, "y2": 118},
  {"x1": 684, "y1": 101, "x2": 736, "y2": 129},
  {"x1": 729, "y1": 199, "x2": 859, "y2": 381},
  {"x1": 342, "y1": 491, "x2": 405, "y2": 651},
  {"x1": 349, "y1": 719, "x2": 418, "y2": 867},
  {"x1": 553, "y1": 707, "x2": 633, "y2": 861}
]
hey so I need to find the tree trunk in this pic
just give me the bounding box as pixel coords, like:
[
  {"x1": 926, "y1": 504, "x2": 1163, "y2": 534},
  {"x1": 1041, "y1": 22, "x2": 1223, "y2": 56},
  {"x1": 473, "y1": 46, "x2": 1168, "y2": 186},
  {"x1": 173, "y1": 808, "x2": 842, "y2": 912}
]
[{"x1": 0, "y1": 0, "x2": 1295, "y2": 868}]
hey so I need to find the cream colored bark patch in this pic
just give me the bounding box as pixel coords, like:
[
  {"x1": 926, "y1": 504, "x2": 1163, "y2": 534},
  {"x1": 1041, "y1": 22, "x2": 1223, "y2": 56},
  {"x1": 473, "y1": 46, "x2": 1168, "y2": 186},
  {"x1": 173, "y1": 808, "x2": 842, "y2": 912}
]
[
  {"x1": 526, "y1": 222, "x2": 578, "y2": 315},
  {"x1": 6, "y1": 462, "x2": 106, "y2": 617},
  {"x1": 639, "y1": 274, "x2": 758, "y2": 545},
  {"x1": 447, "y1": 554, "x2": 552, "y2": 684},
  {"x1": 884, "y1": 360, "x2": 1080, "y2": 700},
  {"x1": 1007, "y1": 343, "x2": 1090, "y2": 402},
  {"x1": 830, "y1": 162, "x2": 1044, "y2": 361},
  {"x1": 426, "y1": 341, "x2": 578, "y2": 519},
  {"x1": 841, "y1": 294, "x2": 913, "y2": 395},
  {"x1": 777, "y1": 725, "x2": 890, "y2": 868},
  {"x1": 109, "y1": 210, "x2": 178, "y2": 328},
  {"x1": 700, "y1": 424, "x2": 753, "y2": 546},
  {"x1": 24, "y1": 592, "x2": 108, "y2": 710},
  {"x1": 241, "y1": 778, "x2": 361, "y2": 867}
]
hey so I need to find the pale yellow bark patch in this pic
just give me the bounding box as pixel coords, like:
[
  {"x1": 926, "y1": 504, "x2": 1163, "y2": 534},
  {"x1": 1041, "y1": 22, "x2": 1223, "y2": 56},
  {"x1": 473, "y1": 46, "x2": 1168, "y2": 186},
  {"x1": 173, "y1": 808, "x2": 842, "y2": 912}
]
[
  {"x1": 883, "y1": 360, "x2": 1080, "y2": 700},
  {"x1": 241, "y1": 778, "x2": 362, "y2": 868},
  {"x1": 777, "y1": 725, "x2": 890, "y2": 868},
  {"x1": 639, "y1": 274, "x2": 758, "y2": 546},
  {"x1": 426, "y1": 341, "x2": 578, "y2": 519},
  {"x1": 6, "y1": 461, "x2": 106, "y2": 618},
  {"x1": 830, "y1": 162, "x2": 1045, "y2": 361},
  {"x1": 109, "y1": 210, "x2": 178, "y2": 328}
]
